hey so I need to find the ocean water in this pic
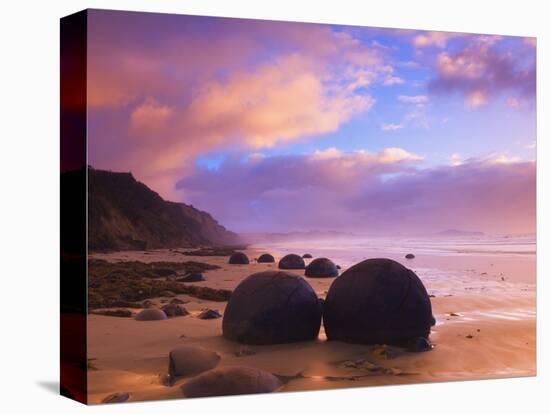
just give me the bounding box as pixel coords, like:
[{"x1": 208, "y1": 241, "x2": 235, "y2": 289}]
[{"x1": 255, "y1": 234, "x2": 536, "y2": 269}]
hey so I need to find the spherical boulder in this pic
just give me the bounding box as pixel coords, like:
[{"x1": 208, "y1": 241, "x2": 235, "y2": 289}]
[
  {"x1": 229, "y1": 252, "x2": 250, "y2": 265},
  {"x1": 323, "y1": 258, "x2": 433, "y2": 345},
  {"x1": 180, "y1": 366, "x2": 282, "y2": 398},
  {"x1": 135, "y1": 308, "x2": 168, "y2": 321},
  {"x1": 257, "y1": 253, "x2": 275, "y2": 263},
  {"x1": 305, "y1": 258, "x2": 339, "y2": 278},
  {"x1": 302, "y1": 253, "x2": 313, "y2": 259},
  {"x1": 168, "y1": 345, "x2": 220, "y2": 377},
  {"x1": 278, "y1": 254, "x2": 305, "y2": 270},
  {"x1": 223, "y1": 271, "x2": 322, "y2": 344},
  {"x1": 405, "y1": 253, "x2": 415, "y2": 259}
]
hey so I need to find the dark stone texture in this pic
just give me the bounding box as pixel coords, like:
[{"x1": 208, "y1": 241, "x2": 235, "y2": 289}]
[
  {"x1": 161, "y1": 304, "x2": 190, "y2": 317},
  {"x1": 223, "y1": 271, "x2": 322, "y2": 344},
  {"x1": 229, "y1": 252, "x2": 250, "y2": 265},
  {"x1": 168, "y1": 345, "x2": 220, "y2": 377},
  {"x1": 305, "y1": 258, "x2": 339, "y2": 278},
  {"x1": 181, "y1": 366, "x2": 282, "y2": 398},
  {"x1": 323, "y1": 258, "x2": 433, "y2": 345},
  {"x1": 257, "y1": 254, "x2": 275, "y2": 263},
  {"x1": 278, "y1": 254, "x2": 305, "y2": 270}
]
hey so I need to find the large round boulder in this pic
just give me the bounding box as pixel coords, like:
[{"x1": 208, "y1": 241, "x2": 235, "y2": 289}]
[
  {"x1": 305, "y1": 258, "x2": 339, "y2": 278},
  {"x1": 135, "y1": 308, "x2": 168, "y2": 321},
  {"x1": 323, "y1": 258, "x2": 433, "y2": 345},
  {"x1": 278, "y1": 254, "x2": 305, "y2": 270},
  {"x1": 168, "y1": 345, "x2": 220, "y2": 377},
  {"x1": 257, "y1": 253, "x2": 275, "y2": 263},
  {"x1": 223, "y1": 271, "x2": 322, "y2": 344},
  {"x1": 181, "y1": 366, "x2": 282, "y2": 398},
  {"x1": 229, "y1": 252, "x2": 250, "y2": 265}
]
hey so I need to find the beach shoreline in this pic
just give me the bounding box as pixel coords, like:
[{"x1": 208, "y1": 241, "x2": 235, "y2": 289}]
[{"x1": 87, "y1": 240, "x2": 536, "y2": 404}]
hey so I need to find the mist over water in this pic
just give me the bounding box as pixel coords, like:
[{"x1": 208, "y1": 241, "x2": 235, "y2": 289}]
[{"x1": 254, "y1": 235, "x2": 536, "y2": 278}]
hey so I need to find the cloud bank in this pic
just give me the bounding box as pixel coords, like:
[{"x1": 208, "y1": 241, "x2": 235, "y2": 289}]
[{"x1": 176, "y1": 150, "x2": 535, "y2": 235}]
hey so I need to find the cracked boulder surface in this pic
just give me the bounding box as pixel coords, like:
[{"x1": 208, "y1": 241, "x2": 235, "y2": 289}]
[
  {"x1": 305, "y1": 257, "x2": 339, "y2": 278},
  {"x1": 181, "y1": 366, "x2": 282, "y2": 398},
  {"x1": 222, "y1": 271, "x2": 322, "y2": 344},
  {"x1": 323, "y1": 258, "x2": 434, "y2": 345}
]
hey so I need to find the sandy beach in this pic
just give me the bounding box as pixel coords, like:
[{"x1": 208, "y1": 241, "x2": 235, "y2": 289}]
[{"x1": 87, "y1": 237, "x2": 536, "y2": 404}]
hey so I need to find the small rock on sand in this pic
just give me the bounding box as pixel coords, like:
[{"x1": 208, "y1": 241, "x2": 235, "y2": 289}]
[
  {"x1": 405, "y1": 253, "x2": 415, "y2": 259},
  {"x1": 181, "y1": 366, "x2": 282, "y2": 398},
  {"x1": 135, "y1": 308, "x2": 168, "y2": 321},
  {"x1": 197, "y1": 309, "x2": 222, "y2": 319},
  {"x1": 101, "y1": 392, "x2": 129, "y2": 403},
  {"x1": 161, "y1": 304, "x2": 190, "y2": 317},
  {"x1": 302, "y1": 253, "x2": 313, "y2": 259},
  {"x1": 169, "y1": 345, "x2": 220, "y2": 377},
  {"x1": 178, "y1": 272, "x2": 205, "y2": 282}
]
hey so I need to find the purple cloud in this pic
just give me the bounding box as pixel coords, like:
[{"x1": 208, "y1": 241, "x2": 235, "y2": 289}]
[
  {"x1": 428, "y1": 37, "x2": 536, "y2": 107},
  {"x1": 176, "y1": 150, "x2": 535, "y2": 235}
]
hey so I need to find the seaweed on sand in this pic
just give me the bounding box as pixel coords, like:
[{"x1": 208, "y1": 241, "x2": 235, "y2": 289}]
[{"x1": 88, "y1": 259, "x2": 231, "y2": 310}]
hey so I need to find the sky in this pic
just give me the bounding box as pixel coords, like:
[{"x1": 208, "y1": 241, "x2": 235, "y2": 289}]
[{"x1": 87, "y1": 9, "x2": 536, "y2": 235}]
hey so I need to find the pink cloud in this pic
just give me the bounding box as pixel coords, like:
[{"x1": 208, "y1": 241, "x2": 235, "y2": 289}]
[
  {"x1": 413, "y1": 31, "x2": 465, "y2": 48},
  {"x1": 429, "y1": 37, "x2": 535, "y2": 106},
  {"x1": 130, "y1": 98, "x2": 174, "y2": 136},
  {"x1": 87, "y1": 12, "x2": 395, "y2": 199}
]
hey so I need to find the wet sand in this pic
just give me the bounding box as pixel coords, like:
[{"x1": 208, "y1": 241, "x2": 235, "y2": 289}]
[{"x1": 87, "y1": 247, "x2": 536, "y2": 404}]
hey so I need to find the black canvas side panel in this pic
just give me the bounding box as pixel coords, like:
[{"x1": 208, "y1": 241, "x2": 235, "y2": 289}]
[{"x1": 60, "y1": 9, "x2": 88, "y2": 405}]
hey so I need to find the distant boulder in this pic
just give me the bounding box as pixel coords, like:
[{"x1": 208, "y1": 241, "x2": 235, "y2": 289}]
[
  {"x1": 323, "y1": 258, "x2": 433, "y2": 345},
  {"x1": 197, "y1": 309, "x2": 222, "y2": 320},
  {"x1": 305, "y1": 258, "x2": 339, "y2": 278},
  {"x1": 181, "y1": 366, "x2": 282, "y2": 398},
  {"x1": 178, "y1": 272, "x2": 205, "y2": 282},
  {"x1": 223, "y1": 271, "x2": 322, "y2": 344},
  {"x1": 278, "y1": 254, "x2": 305, "y2": 270},
  {"x1": 302, "y1": 253, "x2": 313, "y2": 259},
  {"x1": 161, "y1": 304, "x2": 189, "y2": 317},
  {"x1": 169, "y1": 345, "x2": 220, "y2": 377},
  {"x1": 229, "y1": 252, "x2": 250, "y2": 265},
  {"x1": 405, "y1": 253, "x2": 415, "y2": 259},
  {"x1": 257, "y1": 253, "x2": 275, "y2": 263},
  {"x1": 135, "y1": 308, "x2": 168, "y2": 321}
]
